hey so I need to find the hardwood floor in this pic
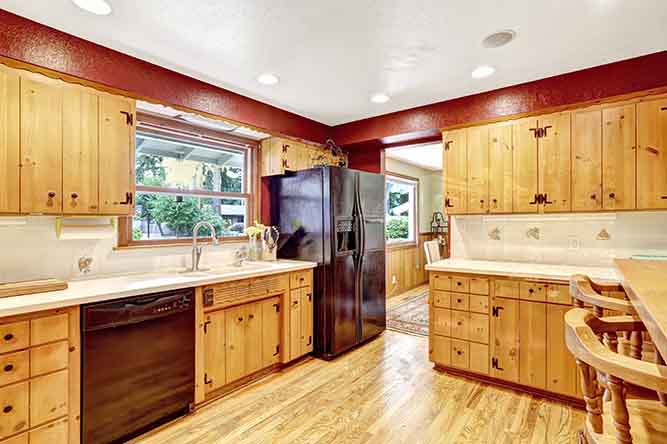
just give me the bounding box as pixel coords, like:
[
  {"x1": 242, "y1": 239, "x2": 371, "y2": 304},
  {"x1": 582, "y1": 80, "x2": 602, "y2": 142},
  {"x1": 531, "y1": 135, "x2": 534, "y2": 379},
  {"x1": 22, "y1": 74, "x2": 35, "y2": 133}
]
[
  {"x1": 131, "y1": 330, "x2": 584, "y2": 444},
  {"x1": 387, "y1": 284, "x2": 429, "y2": 309}
]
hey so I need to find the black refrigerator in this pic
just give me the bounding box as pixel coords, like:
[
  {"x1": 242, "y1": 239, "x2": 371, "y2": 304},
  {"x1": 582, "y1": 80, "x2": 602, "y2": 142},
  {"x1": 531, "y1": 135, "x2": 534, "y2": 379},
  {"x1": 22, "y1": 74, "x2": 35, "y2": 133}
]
[{"x1": 270, "y1": 166, "x2": 386, "y2": 359}]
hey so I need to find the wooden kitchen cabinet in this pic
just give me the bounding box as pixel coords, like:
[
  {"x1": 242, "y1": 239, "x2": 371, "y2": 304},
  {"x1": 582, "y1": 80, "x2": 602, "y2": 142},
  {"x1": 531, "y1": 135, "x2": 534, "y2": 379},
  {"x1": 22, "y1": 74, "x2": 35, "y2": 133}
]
[
  {"x1": 602, "y1": 102, "x2": 636, "y2": 210},
  {"x1": 286, "y1": 270, "x2": 314, "y2": 361},
  {"x1": 572, "y1": 107, "x2": 602, "y2": 211},
  {"x1": 0, "y1": 66, "x2": 19, "y2": 214},
  {"x1": 546, "y1": 304, "x2": 578, "y2": 397},
  {"x1": 98, "y1": 94, "x2": 135, "y2": 215},
  {"x1": 518, "y1": 301, "x2": 547, "y2": 389},
  {"x1": 637, "y1": 97, "x2": 667, "y2": 209},
  {"x1": 224, "y1": 305, "x2": 246, "y2": 383},
  {"x1": 288, "y1": 290, "x2": 302, "y2": 361},
  {"x1": 488, "y1": 122, "x2": 513, "y2": 213},
  {"x1": 261, "y1": 297, "x2": 281, "y2": 368},
  {"x1": 443, "y1": 128, "x2": 467, "y2": 214},
  {"x1": 260, "y1": 137, "x2": 344, "y2": 176},
  {"x1": 512, "y1": 118, "x2": 539, "y2": 213},
  {"x1": 538, "y1": 112, "x2": 571, "y2": 212},
  {"x1": 244, "y1": 303, "x2": 263, "y2": 376},
  {"x1": 466, "y1": 125, "x2": 489, "y2": 214},
  {"x1": 20, "y1": 73, "x2": 63, "y2": 214},
  {"x1": 300, "y1": 288, "x2": 314, "y2": 355},
  {"x1": 203, "y1": 310, "x2": 226, "y2": 393},
  {"x1": 62, "y1": 85, "x2": 99, "y2": 214},
  {"x1": 490, "y1": 297, "x2": 519, "y2": 383}
]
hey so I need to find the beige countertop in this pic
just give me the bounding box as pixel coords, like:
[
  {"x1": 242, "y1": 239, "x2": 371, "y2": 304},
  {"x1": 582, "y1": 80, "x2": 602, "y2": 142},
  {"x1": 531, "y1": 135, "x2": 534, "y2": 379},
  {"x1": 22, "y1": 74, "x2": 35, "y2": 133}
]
[
  {"x1": 0, "y1": 260, "x2": 317, "y2": 318},
  {"x1": 425, "y1": 258, "x2": 618, "y2": 283}
]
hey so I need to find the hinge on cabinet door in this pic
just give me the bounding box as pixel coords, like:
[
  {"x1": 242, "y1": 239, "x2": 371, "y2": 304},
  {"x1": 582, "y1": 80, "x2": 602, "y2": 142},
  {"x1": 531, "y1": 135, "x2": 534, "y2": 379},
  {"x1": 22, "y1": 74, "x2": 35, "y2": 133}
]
[
  {"x1": 307, "y1": 292, "x2": 312, "y2": 302},
  {"x1": 282, "y1": 144, "x2": 290, "y2": 152},
  {"x1": 307, "y1": 336, "x2": 312, "y2": 346},
  {"x1": 444, "y1": 141, "x2": 453, "y2": 151},
  {"x1": 203, "y1": 320, "x2": 211, "y2": 334},
  {"x1": 661, "y1": 107, "x2": 667, "y2": 111},
  {"x1": 282, "y1": 159, "x2": 288, "y2": 168},
  {"x1": 529, "y1": 127, "x2": 540, "y2": 138},
  {"x1": 274, "y1": 344, "x2": 280, "y2": 356},
  {"x1": 204, "y1": 373, "x2": 213, "y2": 385},
  {"x1": 203, "y1": 289, "x2": 214, "y2": 307},
  {"x1": 445, "y1": 198, "x2": 454, "y2": 208},
  {"x1": 491, "y1": 358, "x2": 504, "y2": 371},
  {"x1": 541, "y1": 125, "x2": 552, "y2": 137},
  {"x1": 120, "y1": 111, "x2": 134, "y2": 126},
  {"x1": 491, "y1": 306, "x2": 504, "y2": 317},
  {"x1": 273, "y1": 303, "x2": 280, "y2": 313}
]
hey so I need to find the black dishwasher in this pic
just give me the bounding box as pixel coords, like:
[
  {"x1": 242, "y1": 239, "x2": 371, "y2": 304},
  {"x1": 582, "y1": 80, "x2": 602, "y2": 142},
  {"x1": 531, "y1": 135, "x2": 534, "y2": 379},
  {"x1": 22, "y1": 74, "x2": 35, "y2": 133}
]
[{"x1": 81, "y1": 289, "x2": 195, "y2": 444}]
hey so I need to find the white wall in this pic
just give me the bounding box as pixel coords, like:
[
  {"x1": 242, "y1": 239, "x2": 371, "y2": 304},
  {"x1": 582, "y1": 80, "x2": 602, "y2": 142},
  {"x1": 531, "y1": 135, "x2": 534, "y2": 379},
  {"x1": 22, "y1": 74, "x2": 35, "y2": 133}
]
[
  {"x1": 0, "y1": 217, "x2": 244, "y2": 282},
  {"x1": 449, "y1": 212, "x2": 667, "y2": 267},
  {"x1": 385, "y1": 158, "x2": 443, "y2": 233}
]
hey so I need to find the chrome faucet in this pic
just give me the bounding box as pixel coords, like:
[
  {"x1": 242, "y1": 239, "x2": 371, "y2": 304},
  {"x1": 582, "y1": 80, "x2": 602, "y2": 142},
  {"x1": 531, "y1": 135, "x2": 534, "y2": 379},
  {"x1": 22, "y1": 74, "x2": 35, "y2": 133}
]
[{"x1": 190, "y1": 221, "x2": 219, "y2": 272}]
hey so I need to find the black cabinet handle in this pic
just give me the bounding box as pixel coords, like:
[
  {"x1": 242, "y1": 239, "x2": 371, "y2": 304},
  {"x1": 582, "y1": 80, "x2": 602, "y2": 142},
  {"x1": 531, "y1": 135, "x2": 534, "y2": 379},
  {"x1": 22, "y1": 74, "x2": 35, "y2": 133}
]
[
  {"x1": 47, "y1": 191, "x2": 56, "y2": 199},
  {"x1": 456, "y1": 350, "x2": 462, "y2": 356},
  {"x1": 590, "y1": 193, "x2": 596, "y2": 200},
  {"x1": 3, "y1": 364, "x2": 13, "y2": 372},
  {"x1": 237, "y1": 317, "x2": 243, "y2": 322},
  {"x1": 609, "y1": 192, "x2": 616, "y2": 199},
  {"x1": 3, "y1": 334, "x2": 13, "y2": 341},
  {"x1": 71, "y1": 192, "x2": 78, "y2": 199},
  {"x1": 529, "y1": 289, "x2": 534, "y2": 294},
  {"x1": 248, "y1": 314, "x2": 254, "y2": 320},
  {"x1": 3, "y1": 406, "x2": 12, "y2": 414},
  {"x1": 457, "y1": 298, "x2": 462, "y2": 303}
]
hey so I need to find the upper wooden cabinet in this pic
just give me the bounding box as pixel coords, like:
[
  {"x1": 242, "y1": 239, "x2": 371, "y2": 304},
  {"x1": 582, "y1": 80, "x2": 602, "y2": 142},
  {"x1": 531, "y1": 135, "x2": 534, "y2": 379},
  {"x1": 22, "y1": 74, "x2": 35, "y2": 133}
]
[
  {"x1": 466, "y1": 125, "x2": 489, "y2": 214},
  {"x1": 488, "y1": 122, "x2": 513, "y2": 213},
  {"x1": 602, "y1": 102, "x2": 636, "y2": 210},
  {"x1": 538, "y1": 112, "x2": 571, "y2": 213},
  {"x1": 512, "y1": 118, "x2": 539, "y2": 213},
  {"x1": 637, "y1": 97, "x2": 667, "y2": 209},
  {"x1": 572, "y1": 107, "x2": 602, "y2": 211},
  {"x1": 98, "y1": 94, "x2": 135, "y2": 215},
  {"x1": 20, "y1": 74, "x2": 63, "y2": 214},
  {"x1": 443, "y1": 128, "x2": 467, "y2": 214},
  {"x1": 0, "y1": 66, "x2": 19, "y2": 214},
  {"x1": 260, "y1": 137, "x2": 345, "y2": 176}
]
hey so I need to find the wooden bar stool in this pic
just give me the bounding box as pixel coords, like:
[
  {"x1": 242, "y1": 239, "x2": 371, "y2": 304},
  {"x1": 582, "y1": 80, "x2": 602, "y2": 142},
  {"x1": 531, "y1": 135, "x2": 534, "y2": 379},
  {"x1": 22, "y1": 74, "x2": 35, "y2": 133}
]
[{"x1": 565, "y1": 308, "x2": 667, "y2": 444}]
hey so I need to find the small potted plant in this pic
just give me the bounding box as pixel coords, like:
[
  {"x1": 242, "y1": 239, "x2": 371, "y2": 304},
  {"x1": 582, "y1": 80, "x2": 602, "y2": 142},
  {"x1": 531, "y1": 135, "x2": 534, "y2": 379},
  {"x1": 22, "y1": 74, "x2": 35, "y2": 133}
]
[{"x1": 245, "y1": 221, "x2": 266, "y2": 261}]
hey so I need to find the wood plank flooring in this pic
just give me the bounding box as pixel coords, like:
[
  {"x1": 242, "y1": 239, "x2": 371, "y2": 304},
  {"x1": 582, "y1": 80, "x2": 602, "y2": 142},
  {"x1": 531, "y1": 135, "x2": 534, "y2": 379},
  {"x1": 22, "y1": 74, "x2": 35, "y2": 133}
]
[
  {"x1": 387, "y1": 284, "x2": 429, "y2": 310},
  {"x1": 131, "y1": 331, "x2": 584, "y2": 444}
]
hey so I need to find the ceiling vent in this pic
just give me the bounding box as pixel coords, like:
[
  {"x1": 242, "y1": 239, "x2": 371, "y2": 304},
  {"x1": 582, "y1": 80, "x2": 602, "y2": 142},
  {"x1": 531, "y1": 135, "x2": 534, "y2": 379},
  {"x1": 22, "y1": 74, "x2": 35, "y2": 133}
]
[{"x1": 482, "y1": 30, "x2": 516, "y2": 48}]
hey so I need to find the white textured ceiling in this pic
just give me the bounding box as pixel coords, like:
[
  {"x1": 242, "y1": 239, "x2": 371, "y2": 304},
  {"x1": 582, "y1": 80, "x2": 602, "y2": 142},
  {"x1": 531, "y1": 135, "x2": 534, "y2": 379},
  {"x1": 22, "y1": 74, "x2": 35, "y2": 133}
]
[
  {"x1": 2, "y1": 0, "x2": 666, "y2": 125},
  {"x1": 386, "y1": 143, "x2": 442, "y2": 171}
]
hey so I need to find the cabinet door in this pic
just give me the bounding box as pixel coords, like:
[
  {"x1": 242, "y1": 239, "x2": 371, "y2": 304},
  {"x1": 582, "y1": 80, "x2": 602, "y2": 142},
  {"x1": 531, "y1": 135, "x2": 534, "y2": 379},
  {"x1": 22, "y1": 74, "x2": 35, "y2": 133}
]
[
  {"x1": 429, "y1": 335, "x2": 451, "y2": 366},
  {"x1": 443, "y1": 128, "x2": 467, "y2": 214},
  {"x1": 20, "y1": 74, "x2": 63, "y2": 214},
  {"x1": 288, "y1": 290, "x2": 302, "y2": 361},
  {"x1": 300, "y1": 288, "x2": 314, "y2": 355},
  {"x1": 294, "y1": 142, "x2": 310, "y2": 171},
  {"x1": 203, "y1": 310, "x2": 226, "y2": 394},
  {"x1": 225, "y1": 306, "x2": 246, "y2": 382},
  {"x1": 283, "y1": 139, "x2": 298, "y2": 172},
  {"x1": 0, "y1": 66, "x2": 19, "y2": 214},
  {"x1": 63, "y1": 86, "x2": 99, "y2": 214},
  {"x1": 29, "y1": 417, "x2": 68, "y2": 444},
  {"x1": 637, "y1": 98, "x2": 667, "y2": 209},
  {"x1": 602, "y1": 103, "x2": 636, "y2": 210},
  {"x1": 547, "y1": 304, "x2": 578, "y2": 396},
  {"x1": 539, "y1": 112, "x2": 571, "y2": 212},
  {"x1": 519, "y1": 301, "x2": 547, "y2": 389},
  {"x1": 467, "y1": 125, "x2": 489, "y2": 214},
  {"x1": 488, "y1": 122, "x2": 513, "y2": 213},
  {"x1": 244, "y1": 303, "x2": 263, "y2": 375},
  {"x1": 30, "y1": 370, "x2": 68, "y2": 426},
  {"x1": 491, "y1": 297, "x2": 519, "y2": 382},
  {"x1": 512, "y1": 118, "x2": 538, "y2": 213},
  {"x1": 572, "y1": 107, "x2": 602, "y2": 211},
  {"x1": 261, "y1": 298, "x2": 281, "y2": 368},
  {"x1": 98, "y1": 95, "x2": 135, "y2": 215}
]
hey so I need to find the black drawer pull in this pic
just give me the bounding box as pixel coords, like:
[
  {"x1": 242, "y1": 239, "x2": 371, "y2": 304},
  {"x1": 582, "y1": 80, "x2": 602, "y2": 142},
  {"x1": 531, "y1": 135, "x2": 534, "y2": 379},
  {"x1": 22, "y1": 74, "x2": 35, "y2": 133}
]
[
  {"x1": 457, "y1": 298, "x2": 462, "y2": 303},
  {"x1": 3, "y1": 334, "x2": 13, "y2": 342},
  {"x1": 3, "y1": 364, "x2": 13, "y2": 372},
  {"x1": 248, "y1": 314, "x2": 254, "y2": 320},
  {"x1": 457, "y1": 350, "x2": 462, "y2": 356},
  {"x1": 529, "y1": 289, "x2": 534, "y2": 294},
  {"x1": 3, "y1": 406, "x2": 12, "y2": 414},
  {"x1": 237, "y1": 317, "x2": 243, "y2": 322}
]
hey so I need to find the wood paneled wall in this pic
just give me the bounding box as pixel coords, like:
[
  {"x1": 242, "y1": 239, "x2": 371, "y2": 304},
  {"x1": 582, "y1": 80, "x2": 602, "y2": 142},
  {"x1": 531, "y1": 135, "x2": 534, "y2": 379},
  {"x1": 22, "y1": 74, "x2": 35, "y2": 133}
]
[{"x1": 386, "y1": 233, "x2": 440, "y2": 297}]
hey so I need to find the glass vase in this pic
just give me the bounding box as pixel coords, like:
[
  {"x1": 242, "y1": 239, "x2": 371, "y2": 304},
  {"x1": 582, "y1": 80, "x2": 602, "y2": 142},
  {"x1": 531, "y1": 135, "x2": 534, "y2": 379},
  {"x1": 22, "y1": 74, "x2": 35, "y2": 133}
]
[{"x1": 248, "y1": 236, "x2": 262, "y2": 261}]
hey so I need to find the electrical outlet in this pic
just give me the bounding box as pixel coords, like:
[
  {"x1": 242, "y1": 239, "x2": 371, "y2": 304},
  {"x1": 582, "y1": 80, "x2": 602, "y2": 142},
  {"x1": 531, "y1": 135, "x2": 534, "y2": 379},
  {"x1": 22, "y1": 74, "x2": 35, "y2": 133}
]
[
  {"x1": 392, "y1": 275, "x2": 397, "y2": 285},
  {"x1": 568, "y1": 236, "x2": 580, "y2": 250}
]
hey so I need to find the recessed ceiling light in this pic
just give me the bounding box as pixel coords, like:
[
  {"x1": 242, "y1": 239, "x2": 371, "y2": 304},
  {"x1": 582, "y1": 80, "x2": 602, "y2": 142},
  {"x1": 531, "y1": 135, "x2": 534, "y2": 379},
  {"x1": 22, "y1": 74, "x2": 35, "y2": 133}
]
[
  {"x1": 482, "y1": 30, "x2": 516, "y2": 49},
  {"x1": 71, "y1": 0, "x2": 112, "y2": 15},
  {"x1": 371, "y1": 93, "x2": 390, "y2": 104},
  {"x1": 257, "y1": 73, "x2": 279, "y2": 86},
  {"x1": 471, "y1": 65, "x2": 496, "y2": 79}
]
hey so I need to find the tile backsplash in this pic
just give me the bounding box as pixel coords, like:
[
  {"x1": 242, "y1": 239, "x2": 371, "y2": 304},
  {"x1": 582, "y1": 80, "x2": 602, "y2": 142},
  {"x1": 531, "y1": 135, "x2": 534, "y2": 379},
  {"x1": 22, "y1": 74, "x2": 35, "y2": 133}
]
[
  {"x1": 450, "y1": 212, "x2": 667, "y2": 267},
  {"x1": 0, "y1": 217, "x2": 244, "y2": 283}
]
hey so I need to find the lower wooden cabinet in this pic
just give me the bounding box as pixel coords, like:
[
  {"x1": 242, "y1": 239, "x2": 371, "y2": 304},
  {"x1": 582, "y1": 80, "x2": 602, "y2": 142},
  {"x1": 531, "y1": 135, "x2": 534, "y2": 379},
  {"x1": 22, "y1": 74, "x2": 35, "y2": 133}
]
[
  {"x1": 546, "y1": 304, "x2": 578, "y2": 397},
  {"x1": 490, "y1": 297, "x2": 519, "y2": 383},
  {"x1": 203, "y1": 310, "x2": 226, "y2": 394},
  {"x1": 518, "y1": 301, "x2": 547, "y2": 389},
  {"x1": 288, "y1": 287, "x2": 314, "y2": 361}
]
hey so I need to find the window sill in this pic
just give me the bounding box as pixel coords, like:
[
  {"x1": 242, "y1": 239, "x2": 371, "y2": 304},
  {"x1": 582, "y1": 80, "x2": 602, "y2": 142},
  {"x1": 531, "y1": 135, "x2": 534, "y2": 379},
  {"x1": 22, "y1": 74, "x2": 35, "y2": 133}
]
[
  {"x1": 386, "y1": 241, "x2": 418, "y2": 250},
  {"x1": 115, "y1": 236, "x2": 248, "y2": 251}
]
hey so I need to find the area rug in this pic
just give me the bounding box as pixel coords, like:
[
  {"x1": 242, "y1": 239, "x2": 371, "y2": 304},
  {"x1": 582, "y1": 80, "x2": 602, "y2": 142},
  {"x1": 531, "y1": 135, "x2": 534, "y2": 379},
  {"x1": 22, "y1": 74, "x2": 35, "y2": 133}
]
[{"x1": 387, "y1": 290, "x2": 429, "y2": 336}]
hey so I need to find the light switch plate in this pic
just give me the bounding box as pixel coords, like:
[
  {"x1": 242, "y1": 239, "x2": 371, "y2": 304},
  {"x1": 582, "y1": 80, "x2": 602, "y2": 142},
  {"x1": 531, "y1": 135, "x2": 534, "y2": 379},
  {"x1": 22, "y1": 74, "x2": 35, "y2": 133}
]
[{"x1": 568, "y1": 236, "x2": 580, "y2": 250}]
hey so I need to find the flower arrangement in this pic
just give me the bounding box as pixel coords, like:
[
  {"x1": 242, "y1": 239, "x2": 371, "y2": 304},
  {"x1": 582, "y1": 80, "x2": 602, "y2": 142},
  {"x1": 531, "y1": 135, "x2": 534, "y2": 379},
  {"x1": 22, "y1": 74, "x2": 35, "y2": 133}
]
[{"x1": 245, "y1": 221, "x2": 266, "y2": 239}]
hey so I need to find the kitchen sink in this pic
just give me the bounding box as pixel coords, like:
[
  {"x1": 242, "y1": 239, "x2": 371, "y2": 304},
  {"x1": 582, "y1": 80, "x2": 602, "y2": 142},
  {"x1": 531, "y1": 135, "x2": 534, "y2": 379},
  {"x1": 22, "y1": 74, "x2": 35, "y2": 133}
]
[{"x1": 178, "y1": 262, "x2": 271, "y2": 276}]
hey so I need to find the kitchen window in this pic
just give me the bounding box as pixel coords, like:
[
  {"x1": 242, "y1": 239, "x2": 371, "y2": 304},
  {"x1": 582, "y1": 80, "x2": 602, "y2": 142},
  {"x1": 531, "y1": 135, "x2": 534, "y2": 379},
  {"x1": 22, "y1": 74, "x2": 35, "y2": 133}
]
[
  {"x1": 385, "y1": 174, "x2": 418, "y2": 245},
  {"x1": 118, "y1": 114, "x2": 258, "y2": 247}
]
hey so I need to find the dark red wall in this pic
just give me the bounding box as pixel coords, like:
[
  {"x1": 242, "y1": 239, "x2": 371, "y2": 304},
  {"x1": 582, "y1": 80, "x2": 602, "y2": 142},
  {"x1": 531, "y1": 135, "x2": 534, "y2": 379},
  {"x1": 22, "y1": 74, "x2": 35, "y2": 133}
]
[
  {"x1": 334, "y1": 51, "x2": 667, "y2": 154},
  {"x1": 0, "y1": 9, "x2": 329, "y2": 143}
]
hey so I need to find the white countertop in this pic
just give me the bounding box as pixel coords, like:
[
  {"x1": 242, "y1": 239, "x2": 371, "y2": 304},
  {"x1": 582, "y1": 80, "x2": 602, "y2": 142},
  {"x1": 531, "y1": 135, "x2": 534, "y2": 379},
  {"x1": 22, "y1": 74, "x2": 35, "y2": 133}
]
[
  {"x1": 425, "y1": 258, "x2": 618, "y2": 283},
  {"x1": 0, "y1": 260, "x2": 317, "y2": 317}
]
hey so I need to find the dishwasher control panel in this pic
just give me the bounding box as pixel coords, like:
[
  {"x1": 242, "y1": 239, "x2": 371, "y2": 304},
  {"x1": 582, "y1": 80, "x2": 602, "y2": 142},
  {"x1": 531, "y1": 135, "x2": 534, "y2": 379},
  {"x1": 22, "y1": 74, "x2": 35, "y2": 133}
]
[{"x1": 152, "y1": 296, "x2": 192, "y2": 315}]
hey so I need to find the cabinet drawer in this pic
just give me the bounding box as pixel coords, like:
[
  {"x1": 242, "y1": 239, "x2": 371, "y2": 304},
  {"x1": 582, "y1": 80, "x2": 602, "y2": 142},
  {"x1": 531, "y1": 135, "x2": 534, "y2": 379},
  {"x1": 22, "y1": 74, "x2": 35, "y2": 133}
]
[
  {"x1": 30, "y1": 341, "x2": 68, "y2": 377},
  {"x1": 519, "y1": 282, "x2": 546, "y2": 302},
  {"x1": 30, "y1": 370, "x2": 68, "y2": 427},
  {"x1": 451, "y1": 277, "x2": 469, "y2": 293},
  {"x1": 494, "y1": 280, "x2": 519, "y2": 298},
  {"x1": 545, "y1": 285, "x2": 570, "y2": 305},
  {"x1": 429, "y1": 335, "x2": 451, "y2": 366},
  {"x1": 451, "y1": 293, "x2": 469, "y2": 311},
  {"x1": 0, "y1": 382, "x2": 29, "y2": 439},
  {"x1": 469, "y1": 343, "x2": 489, "y2": 375},
  {"x1": 469, "y1": 278, "x2": 489, "y2": 295},
  {"x1": 251, "y1": 274, "x2": 289, "y2": 297},
  {"x1": 469, "y1": 313, "x2": 489, "y2": 344},
  {"x1": 29, "y1": 417, "x2": 68, "y2": 444},
  {"x1": 431, "y1": 291, "x2": 451, "y2": 309},
  {"x1": 451, "y1": 340, "x2": 469, "y2": 369},
  {"x1": 290, "y1": 270, "x2": 312, "y2": 289},
  {"x1": 0, "y1": 323, "x2": 29, "y2": 355},
  {"x1": 451, "y1": 311, "x2": 469, "y2": 340},
  {"x1": 30, "y1": 314, "x2": 68, "y2": 346},
  {"x1": 469, "y1": 295, "x2": 489, "y2": 314},
  {"x1": 0, "y1": 351, "x2": 28, "y2": 387},
  {"x1": 431, "y1": 308, "x2": 451, "y2": 337},
  {"x1": 431, "y1": 274, "x2": 451, "y2": 291}
]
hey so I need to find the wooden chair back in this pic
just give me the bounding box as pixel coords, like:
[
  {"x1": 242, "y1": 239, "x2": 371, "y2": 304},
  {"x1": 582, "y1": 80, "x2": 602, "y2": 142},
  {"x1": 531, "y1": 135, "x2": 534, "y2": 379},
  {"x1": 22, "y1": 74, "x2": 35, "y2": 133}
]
[{"x1": 423, "y1": 240, "x2": 440, "y2": 265}]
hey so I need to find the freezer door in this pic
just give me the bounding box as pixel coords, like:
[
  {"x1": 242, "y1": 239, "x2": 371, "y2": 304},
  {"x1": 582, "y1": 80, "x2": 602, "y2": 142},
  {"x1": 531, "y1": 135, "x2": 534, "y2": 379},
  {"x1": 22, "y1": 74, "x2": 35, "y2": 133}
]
[
  {"x1": 359, "y1": 249, "x2": 386, "y2": 341},
  {"x1": 331, "y1": 254, "x2": 360, "y2": 354}
]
